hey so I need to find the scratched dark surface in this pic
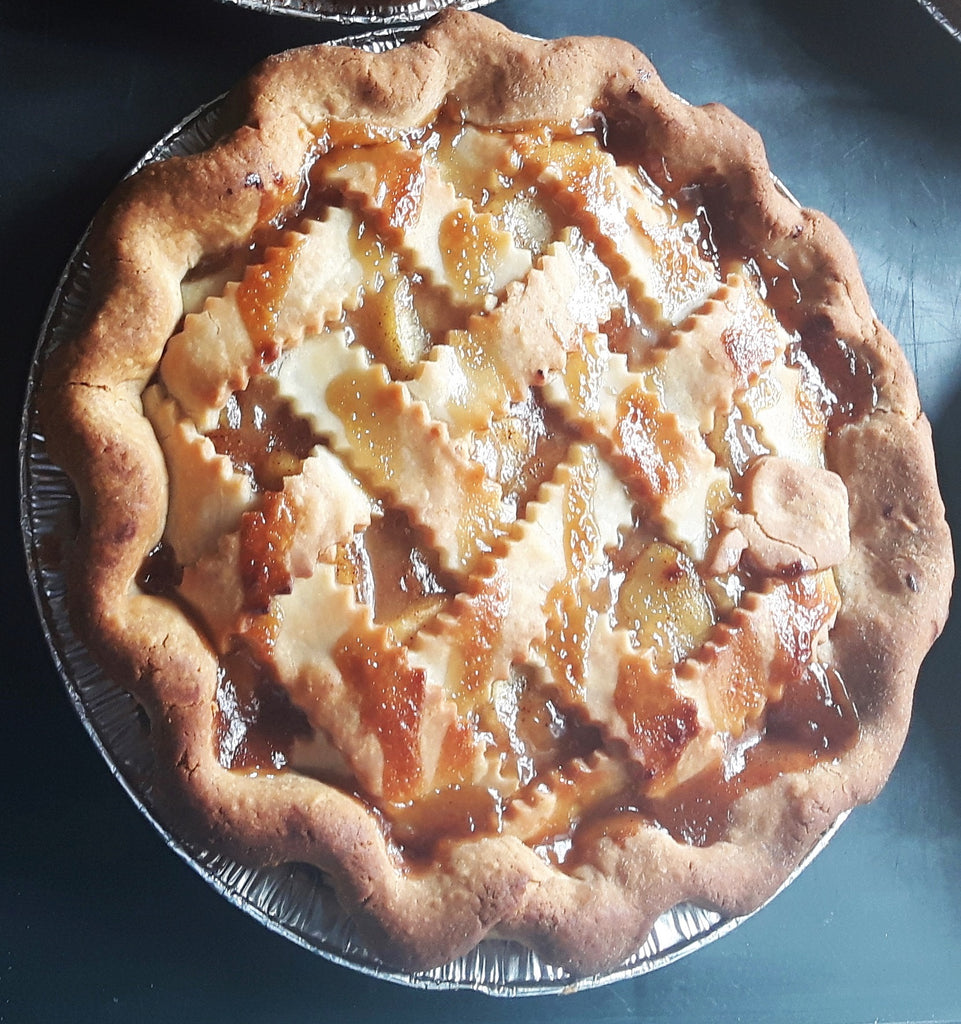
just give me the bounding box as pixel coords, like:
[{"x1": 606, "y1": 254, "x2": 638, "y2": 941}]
[{"x1": 3, "y1": 0, "x2": 961, "y2": 1020}]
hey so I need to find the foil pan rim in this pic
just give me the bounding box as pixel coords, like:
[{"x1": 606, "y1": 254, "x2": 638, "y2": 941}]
[
  {"x1": 216, "y1": 0, "x2": 496, "y2": 26},
  {"x1": 19, "y1": 27, "x2": 846, "y2": 996},
  {"x1": 917, "y1": 0, "x2": 961, "y2": 41}
]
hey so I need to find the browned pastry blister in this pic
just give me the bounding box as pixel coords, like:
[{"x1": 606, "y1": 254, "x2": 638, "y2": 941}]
[{"x1": 38, "y1": 11, "x2": 951, "y2": 975}]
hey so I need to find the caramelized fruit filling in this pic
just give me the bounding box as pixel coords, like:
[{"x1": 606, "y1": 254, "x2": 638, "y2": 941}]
[
  {"x1": 217, "y1": 644, "x2": 312, "y2": 772},
  {"x1": 145, "y1": 113, "x2": 863, "y2": 864}
]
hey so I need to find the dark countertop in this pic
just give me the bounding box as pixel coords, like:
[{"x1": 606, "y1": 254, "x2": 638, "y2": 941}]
[{"x1": 4, "y1": 0, "x2": 960, "y2": 1020}]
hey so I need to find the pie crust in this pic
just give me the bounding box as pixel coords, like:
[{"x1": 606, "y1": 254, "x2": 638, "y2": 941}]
[{"x1": 38, "y1": 11, "x2": 952, "y2": 974}]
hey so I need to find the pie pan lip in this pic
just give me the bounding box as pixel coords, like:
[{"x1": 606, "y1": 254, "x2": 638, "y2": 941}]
[
  {"x1": 20, "y1": 24, "x2": 857, "y2": 996},
  {"x1": 215, "y1": 0, "x2": 496, "y2": 26},
  {"x1": 917, "y1": 0, "x2": 961, "y2": 40}
]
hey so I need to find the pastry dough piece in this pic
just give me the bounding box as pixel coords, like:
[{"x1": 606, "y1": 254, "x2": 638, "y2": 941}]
[
  {"x1": 649, "y1": 271, "x2": 792, "y2": 435},
  {"x1": 326, "y1": 145, "x2": 532, "y2": 310},
  {"x1": 275, "y1": 329, "x2": 503, "y2": 577},
  {"x1": 544, "y1": 330, "x2": 726, "y2": 558},
  {"x1": 142, "y1": 385, "x2": 253, "y2": 566},
  {"x1": 722, "y1": 455, "x2": 850, "y2": 576},
  {"x1": 161, "y1": 209, "x2": 370, "y2": 429},
  {"x1": 407, "y1": 237, "x2": 608, "y2": 435},
  {"x1": 516, "y1": 133, "x2": 720, "y2": 328},
  {"x1": 409, "y1": 444, "x2": 630, "y2": 718},
  {"x1": 178, "y1": 447, "x2": 371, "y2": 649}
]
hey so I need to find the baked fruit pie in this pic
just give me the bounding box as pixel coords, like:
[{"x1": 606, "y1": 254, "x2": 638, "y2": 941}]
[{"x1": 39, "y1": 11, "x2": 951, "y2": 975}]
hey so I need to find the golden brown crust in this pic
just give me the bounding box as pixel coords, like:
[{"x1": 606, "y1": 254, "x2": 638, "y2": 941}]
[{"x1": 38, "y1": 11, "x2": 951, "y2": 974}]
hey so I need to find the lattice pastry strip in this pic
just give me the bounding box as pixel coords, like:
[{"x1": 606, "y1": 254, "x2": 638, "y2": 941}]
[
  {"x1": 436, "y1": 124, "x2": 526, "y2": 207},
  {"x1": 677, "y1": 571, "x2": 842, "y2": 745},
  {"x1": 514, "y1": 133, "x2": 720, "y2": 329},
  {"x1": 142, "y1": 384, "x2": 254, "y2": 567},
  {"x1": 176, "y1": 446, "x2": 372, "y2": 651},
  {"x1": 408, "y1": 443, "x2": 634, "y2": 732},
  {"x1": 500, "y1": 751, "x2": 631, "y2": 851},
  {"x1": 647, "y1": 271, "x2": 793, "y2": 436},
  {"x1": 262, "y1": 564, "x2": 475, "y2": 804},
  {"x1": 561, "y1": 226, "x2": 634, "y2": 329},
  {"x1": 527, "y1": 448, "x2": 635, "y2": 695},
  {"x1": 160, "y1": 207, "x2": 372, "y2": 429},
  {"x1": 527, "y1": 495, "x2": 718, "y2": 791},
  {"x1": 543, "y1": 330, "x2": 726, "y2": 559},
  {"x1": 536, "y1": 566, "x2": 843, "y2": 800},
  {"x1": 275, "y1": 328, "x2": 504, "y2": 578},
  {"x1": 263, "y1": 445, "x2": 631, "y2": 803},
  {"x1": 568, "y1": 618, "x2": 713, "y2": 789},
  {"x1": 322, "y1": 144, "x2": 532, "y2": 311},
  {"x1": 740, "y1": 352, "x2": 832, "y2": 469},
  {"x1": 406, "y1": 234, "x2": 612, "y2": 436}
]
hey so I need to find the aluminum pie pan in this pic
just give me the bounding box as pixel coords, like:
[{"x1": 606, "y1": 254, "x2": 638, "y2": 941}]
[
  {"x1": 19, "y1": 27, "x2": 848, "y2": 996},
  {"x1": 918, "y1": 0, "x2": 961, "y2": 40},
  {"x1": 217, "y1": 0, "x2": 496, "y2": 26}
]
